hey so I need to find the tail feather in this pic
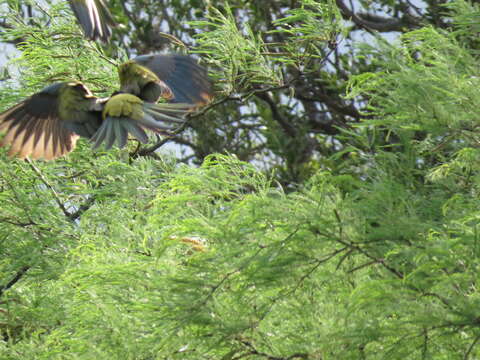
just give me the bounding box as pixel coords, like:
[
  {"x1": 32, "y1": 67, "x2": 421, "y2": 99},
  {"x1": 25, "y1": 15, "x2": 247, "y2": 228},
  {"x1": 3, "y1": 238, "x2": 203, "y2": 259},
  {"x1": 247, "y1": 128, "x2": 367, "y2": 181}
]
[
  {"x1": 105, "y1": 118, "x2": 117, "y2": 149},
  {"x1": 140, "y1": 112, "x2": 179, "y2": 131},
  {"x1": 145, "y1": 102, "x2": 194, "y2": 112},
  {"x1": 113, "y1": 119, "x2": 128, "y2": 148},
  {"x1": 91, "y1": 102, "x2": 192, "y2": 150},
  {"x1": 91, "y1": 119, "x2": 108, "y2": 149},
  {"x1": 121, "y1": 121, "x2": 149, "y2": 144},
  {"x1": 143, "y1": 103, "x2": 192, "y2": 124},
  {"x1": 92, "y1": 116, "x2": 150, "y2": 149}
]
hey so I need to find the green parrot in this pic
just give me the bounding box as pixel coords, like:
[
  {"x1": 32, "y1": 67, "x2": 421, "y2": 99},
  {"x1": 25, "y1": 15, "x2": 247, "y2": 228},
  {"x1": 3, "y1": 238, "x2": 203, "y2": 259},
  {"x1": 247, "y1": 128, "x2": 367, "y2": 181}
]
[
  {"x1": 68, "y1": 0, "x2": 116, "y2": 42},
  {"x1": 118, "y1": 54, "x2": 213, "y2": 105},
  {"x1": 0, "y1": 54, "x2": 213, "y2": 160}
]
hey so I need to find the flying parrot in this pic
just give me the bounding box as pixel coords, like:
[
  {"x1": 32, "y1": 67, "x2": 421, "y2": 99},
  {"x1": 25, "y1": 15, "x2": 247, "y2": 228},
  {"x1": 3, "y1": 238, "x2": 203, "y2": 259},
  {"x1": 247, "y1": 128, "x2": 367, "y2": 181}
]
[
  {"x1": 0, "y1": 54, "x2": 213, "y2": 160},
  {"x1": 118, "y1": 54, "x2": 213, "y2": 104},
  {"x1": 68, "y1": 0, "x2": 116, "y2": 42}
]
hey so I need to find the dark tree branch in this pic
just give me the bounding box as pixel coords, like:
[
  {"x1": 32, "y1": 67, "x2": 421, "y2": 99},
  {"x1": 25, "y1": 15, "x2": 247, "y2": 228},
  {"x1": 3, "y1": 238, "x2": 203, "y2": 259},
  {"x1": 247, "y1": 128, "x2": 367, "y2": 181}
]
[
  {"x1": 255, "y1": 92, "x2": 297, "y2": 138},
  {"x1": 27, "y1": 159, "x2": 70, "y2": 218},
  {"x1": 464, "y1": 334, "x2": 480, "y2": 360},
  {"x1": 0, "y1": 266, "x2": 30, "y2": 297},
  {"x1": 236, "y1": 339, "x2": 309, "y2": 360},
  {"x1": 336, "y1": 0, "x2": 421, "y2": 32},
  {"x1": 68, "y1": 196, "x2": 97, "y2": 221}
]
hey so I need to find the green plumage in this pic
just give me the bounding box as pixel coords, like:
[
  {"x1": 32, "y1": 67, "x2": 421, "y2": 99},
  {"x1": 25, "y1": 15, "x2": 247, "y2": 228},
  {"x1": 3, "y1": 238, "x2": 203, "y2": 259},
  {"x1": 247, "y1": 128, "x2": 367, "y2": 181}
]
[{"x1": 118, "y1": 55, "x2": 213, "y2": 105}]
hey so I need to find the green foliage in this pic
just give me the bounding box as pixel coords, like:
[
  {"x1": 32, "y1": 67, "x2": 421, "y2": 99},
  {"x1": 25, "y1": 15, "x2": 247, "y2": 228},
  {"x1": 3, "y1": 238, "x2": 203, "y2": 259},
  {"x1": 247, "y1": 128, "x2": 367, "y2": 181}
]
[
  {"x1": 271, "y1": 0, "x2": 344, "y2": 61},
  {"x1": 192, "y1": 5, "x2": 284, "y2": 94},
  {"x1": 349, "y1": 27, "x2": 480, "y2": 133},
  {"x1": 0, "y1": 2, "x2": 119, "y2": 102}
]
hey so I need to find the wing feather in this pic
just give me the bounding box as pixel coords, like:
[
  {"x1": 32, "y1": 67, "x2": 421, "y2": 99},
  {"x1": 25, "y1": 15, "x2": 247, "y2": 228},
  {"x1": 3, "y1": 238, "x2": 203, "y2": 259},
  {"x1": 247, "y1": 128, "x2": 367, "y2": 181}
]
[
  {"x1": 68, "y1": 0, "x2": 115, "y2": 42},
  {"x1": 133, "y1": 54, "x2": 213, "y2": 104},
  {"x1": 0, "y1": 90, "x2": 80, "y2": 160}
]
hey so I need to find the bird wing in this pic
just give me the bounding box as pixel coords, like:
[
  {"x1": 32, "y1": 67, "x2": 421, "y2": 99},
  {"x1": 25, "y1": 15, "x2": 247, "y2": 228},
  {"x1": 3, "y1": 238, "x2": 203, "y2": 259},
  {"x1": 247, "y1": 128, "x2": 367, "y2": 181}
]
[
  {"x1": 68, "y1": 0, "x2": 115, "y2": 42},
  {"x1": 0, "y1": 83, "x2": 103, "y2": 160},
  {"x1": 132, "y1": 54, "x2": 213, "y2": 105},
  {"x1": 0, "y1": 92, "x2": 78, "y2": 160}
]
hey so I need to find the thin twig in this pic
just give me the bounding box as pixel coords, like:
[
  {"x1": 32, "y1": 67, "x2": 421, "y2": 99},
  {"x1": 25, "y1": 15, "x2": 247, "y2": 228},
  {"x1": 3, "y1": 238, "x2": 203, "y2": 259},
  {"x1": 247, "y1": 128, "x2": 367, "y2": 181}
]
[
  {"x1": 0, "y1": 266, "x2": 30, "y2": 297},
  {"x1": 237, "y1": 339, "x2": 309, "y2": 360},
  {"x1": 68, "y1": 196, "x2": 97, "y2": 221},
  {"x1": 26, "y1": 158, "x2": 70, "y2": 218},
  {"x1": 464, "y1": 334, "x2": 480, "y2": 360}
]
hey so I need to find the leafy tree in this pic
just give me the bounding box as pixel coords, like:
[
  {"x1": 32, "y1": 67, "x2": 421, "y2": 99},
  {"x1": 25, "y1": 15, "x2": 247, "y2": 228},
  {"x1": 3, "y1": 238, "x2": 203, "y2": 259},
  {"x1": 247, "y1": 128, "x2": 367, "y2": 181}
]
[{"x1": 1, "y1": 0, "x2": 480, "y2": 359}]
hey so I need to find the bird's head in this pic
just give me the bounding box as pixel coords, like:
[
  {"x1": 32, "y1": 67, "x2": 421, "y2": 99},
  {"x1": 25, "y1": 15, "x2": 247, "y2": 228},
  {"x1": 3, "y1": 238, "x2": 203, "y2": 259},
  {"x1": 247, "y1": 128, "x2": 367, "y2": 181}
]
[{"x1": 118, "y1": 61, "x2": 160, "y2": 95}]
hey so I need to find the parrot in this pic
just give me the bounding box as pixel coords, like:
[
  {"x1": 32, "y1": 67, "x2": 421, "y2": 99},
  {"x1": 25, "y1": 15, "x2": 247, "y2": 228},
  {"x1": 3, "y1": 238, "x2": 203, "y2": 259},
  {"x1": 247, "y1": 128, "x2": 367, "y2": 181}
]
[
  {"x1": 0, "y1": 54, "x2": 213, "y2": 160},
  {"x1": 118, "y1": 54, "x2": 213, "y2": 105},
  {"x1": 68, "y1": 0, "x2": 116, "y2": 42}
]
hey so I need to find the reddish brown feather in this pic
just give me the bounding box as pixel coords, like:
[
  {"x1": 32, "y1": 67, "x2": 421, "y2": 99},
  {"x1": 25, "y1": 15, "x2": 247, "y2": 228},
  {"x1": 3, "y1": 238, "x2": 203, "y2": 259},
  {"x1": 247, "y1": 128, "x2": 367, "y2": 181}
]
[{"x1": 0, "y1": 101, "x2": 78, "y2": 160}]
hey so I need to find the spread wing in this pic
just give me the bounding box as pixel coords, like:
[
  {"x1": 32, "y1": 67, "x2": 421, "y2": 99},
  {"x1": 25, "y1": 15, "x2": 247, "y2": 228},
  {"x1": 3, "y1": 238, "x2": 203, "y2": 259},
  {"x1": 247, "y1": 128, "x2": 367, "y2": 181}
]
[
  {"x1": 68, "y1": 0, "x2": 115, "y2": 42},
  {"x1": 0, "y1": 83, "x2": 102, "y2": 160},
  {"x1": 132, "y1": 54, "x2": 213, "y2": 105},
  {"x1": 0, "y1": 92, "x2": 78, "y2": 160}
]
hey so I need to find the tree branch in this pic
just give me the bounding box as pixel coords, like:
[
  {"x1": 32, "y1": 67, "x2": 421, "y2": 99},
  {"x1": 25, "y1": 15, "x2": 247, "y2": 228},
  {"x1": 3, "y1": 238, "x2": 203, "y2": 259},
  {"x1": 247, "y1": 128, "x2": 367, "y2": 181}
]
[
  {"x1": 0, "y1": 266, "x2": 29, "y2": 297},
  {"x1": 336, "y1": 0, "x2": 421, "y2": 32},
  {"x1": 27, "y1": 159, "x2": 70, "y2": 218}
]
